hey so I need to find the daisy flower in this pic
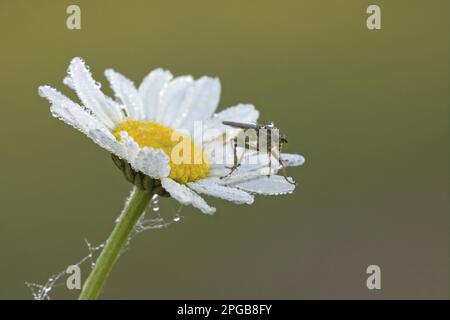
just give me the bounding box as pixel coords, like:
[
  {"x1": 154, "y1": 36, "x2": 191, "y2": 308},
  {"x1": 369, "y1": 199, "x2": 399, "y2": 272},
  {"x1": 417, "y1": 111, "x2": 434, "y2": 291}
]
[
  {"x1": 39, "y1": 57, "x2": 304, "y2": 299},
  {"x1": 39, "y1": 57, "x2": 304, "y2": 215}
]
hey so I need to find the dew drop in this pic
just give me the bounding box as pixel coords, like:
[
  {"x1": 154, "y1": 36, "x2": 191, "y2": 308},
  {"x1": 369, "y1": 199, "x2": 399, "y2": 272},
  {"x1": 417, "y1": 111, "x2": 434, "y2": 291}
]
[{"x1": 151, "y1": 194, "x2": 160, "y2": 212}]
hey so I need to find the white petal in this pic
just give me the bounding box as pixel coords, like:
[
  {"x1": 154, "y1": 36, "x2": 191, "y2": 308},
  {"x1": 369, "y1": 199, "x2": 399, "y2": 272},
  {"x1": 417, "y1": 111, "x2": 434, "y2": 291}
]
[
  {"x1": 237, "y1": 153, "x2": 280, "y2": 175},
  {"x1": 281, "y1": 153, "x2": 305, "y2": 167},
  {"x1": 105, "y1": 69, "x2": 144, "y2": 120},
  {"x1": 132, "y1": 147, "x2": 171, "y2": 179},
  {"x1": 209, "y1": 163, "x2": 275, "y2": 179},
  {"x1": 68, "y1": 57, "x2": 124, "y2": 129},
  {"x1": 188, "y1": 179, "x2": 254, "y2": 205},
  {"x1": 88, "y1": 127, "x2": 124, "y2": 155},
  {"x1": 39, "y1": 85, "x2": 105, "y2": 135},
  {"x1": 161, "y1": 178, "x2": 216, "y2": 214},
  {"x1": 63, "y1": 76, "x2": 75, "y2": 90},
  {"x1": 202, "y1": 104, "x2": 259, "y2": 144},
  {"x1": 138, "y1": 68, "x2": 173, "y2": 121},
  {"x1": 207, "y1": 145, "x2": 279, "y2": 177},
  {"x1": 117, "y1": 131, "x2": 140, "y2": 163},
  {"x1": 115, "y1": 132, "x2": 171, "y2": 179},
  {"x1": 38, "y1": 85, "x2": 167, "y2": 177},
  {"x1": 155, "y1": 76, "x2": 194, "y2": 125},
  {"x1": 88, "y1": 129, "x2": 170, "y2": 179},
  {"x1": 172, "y1": 77, "x2": 221, "y2": 131},
  {"x1": 226, "y1": 175, "x2": 296, "y2": 195},
  {"x1": 206, "y1": 140, "x2": 235, "y2": 169}
]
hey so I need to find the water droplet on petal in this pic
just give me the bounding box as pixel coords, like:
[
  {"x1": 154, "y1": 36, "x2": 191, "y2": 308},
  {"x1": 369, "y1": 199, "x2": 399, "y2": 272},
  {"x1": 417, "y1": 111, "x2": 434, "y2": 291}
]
[{"x1": 151, "y1": 194, "x2": 160, "y2": 211}]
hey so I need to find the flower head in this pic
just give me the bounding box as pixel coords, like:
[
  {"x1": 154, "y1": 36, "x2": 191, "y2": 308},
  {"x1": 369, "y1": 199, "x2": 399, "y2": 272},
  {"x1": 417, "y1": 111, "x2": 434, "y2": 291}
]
[{"x1": 39, "y1": 57, "x2": 304, "y2": 214}]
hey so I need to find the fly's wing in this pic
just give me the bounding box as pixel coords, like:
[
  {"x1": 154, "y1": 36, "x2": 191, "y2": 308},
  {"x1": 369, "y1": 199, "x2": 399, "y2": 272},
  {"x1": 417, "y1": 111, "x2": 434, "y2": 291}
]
[{"x1": 222, "y1": 121, "x2": 259, "y2": 129}]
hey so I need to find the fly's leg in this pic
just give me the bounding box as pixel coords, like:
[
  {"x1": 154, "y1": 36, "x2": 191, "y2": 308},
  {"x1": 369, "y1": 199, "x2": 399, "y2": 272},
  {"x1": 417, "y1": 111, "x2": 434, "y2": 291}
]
[
  {"x1": 267, "y1": 153, "x2": 272, "y2": 177},
  {"x1": 279, "y1": 157, "x2": 296, "y2": 185},
  {"x1": 266, "y1": 134, "x2": 273, "y2": 177},
  {"x1": 221, "y1": 137, "x2": 241, "y2": 179},
  {"x1": 272, "y1": 146, "x2": 296, "y2": 185}
]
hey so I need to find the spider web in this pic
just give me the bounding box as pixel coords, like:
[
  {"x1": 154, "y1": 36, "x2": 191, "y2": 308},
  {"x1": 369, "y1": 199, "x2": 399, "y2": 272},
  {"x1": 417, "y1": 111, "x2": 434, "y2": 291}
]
[{"x1": 26, "y1": 192, "x2": 183, "y2": 300}]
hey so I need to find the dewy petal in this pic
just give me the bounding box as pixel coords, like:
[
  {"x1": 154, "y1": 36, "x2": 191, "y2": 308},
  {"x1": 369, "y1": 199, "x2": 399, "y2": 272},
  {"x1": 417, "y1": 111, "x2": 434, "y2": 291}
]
[
  {"x1": 207, "y1": 144, "x2": 279, "y2": 178},
  {"x1": 226, "y1": 175, "x2": 296, "y2": 195},
  {"x1": 188, "y1": 179, "x2": 254, "y2": 205},
  {"x1": 88, "y1": 127, "x2": 124, "y2": 155},
  {"x1": 138, "y1": 68, "x2": 173, "y2": 121},
  {"x1": 105, "y1": 69, "x2": 144, "y2": 120},
  {"x1": 154, "y1": 76, "x2": 194, "y2": 125},
  {"x1": 88, "y1": 129, "x2": 170, "y2": 179},
  {"x1": 117, "y1": 131, "x2": 140, "y2": 164},
  {"x1": 202, "y1": 104, "x2": 260, "y2": 144},
  {"x1": 63, "y1": 76, "x2": 75, "y2": 90},
  {"x1": 161, "y1": 178, "x2": 216, "y2": 214},
  {"x1": 172, "y1": 76, "x2": 221, "y2": 132},
  {"x1": 68, "y1": 57, "x2": 124, "y2": 129},
  {"x1": 38, "y1": 85, "x2": 106, "y2": 135},
  {"x1": 116, "y1": 131, "x2": 171, "y2": 179},
  {"x1": 235, "y1": 153, "x2": 280, "y2": 176},
  {"x1": 281, "y1": 153, "x2": 305, "y2": 167},
  {"x1": 38, "y1": 85, "x2": 169, "y2": 178},
  {"x1": 209, "y1": 162, "x2": 276, "y2": 179},
  {"x1": 132, "y1": 146, "x2": 171, "y2": 179}
]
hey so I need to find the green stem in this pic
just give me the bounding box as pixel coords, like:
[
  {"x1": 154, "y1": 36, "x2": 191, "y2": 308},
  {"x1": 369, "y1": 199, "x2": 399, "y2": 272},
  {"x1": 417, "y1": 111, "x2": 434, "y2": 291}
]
[{"x1": 78, "y1": 187, "x2": 152, "y2": 300}]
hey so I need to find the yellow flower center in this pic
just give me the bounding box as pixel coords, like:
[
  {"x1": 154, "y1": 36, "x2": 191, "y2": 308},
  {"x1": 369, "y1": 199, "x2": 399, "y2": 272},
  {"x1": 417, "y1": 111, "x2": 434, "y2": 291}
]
[{"x1": 113, "y1": 120, "x2": 209, "y2": 184}]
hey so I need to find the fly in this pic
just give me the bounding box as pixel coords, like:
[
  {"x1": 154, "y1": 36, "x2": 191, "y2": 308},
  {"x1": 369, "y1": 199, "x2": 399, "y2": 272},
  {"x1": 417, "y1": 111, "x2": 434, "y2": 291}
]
[{"x1": 220, "y1": 121, "x2": 295, "y2": 185}]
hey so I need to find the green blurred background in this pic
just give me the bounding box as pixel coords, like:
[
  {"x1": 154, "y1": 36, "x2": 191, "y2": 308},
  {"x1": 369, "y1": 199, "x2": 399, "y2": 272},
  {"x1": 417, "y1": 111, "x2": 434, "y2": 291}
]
[{"x1": 0, "y1": 0, "x2": 448, "y2": 299}]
